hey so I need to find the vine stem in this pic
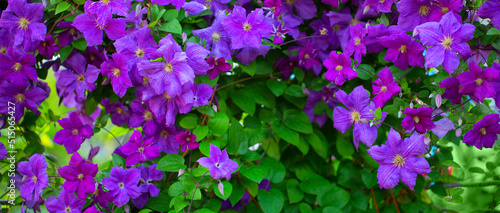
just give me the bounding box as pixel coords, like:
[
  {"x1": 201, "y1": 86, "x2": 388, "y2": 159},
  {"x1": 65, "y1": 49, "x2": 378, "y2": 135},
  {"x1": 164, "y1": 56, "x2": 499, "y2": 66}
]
[
  {"x1": 216, "y1": 72, "x2": 282, "y2": 92},
  {"x1": 237, "y1": 172, "x2": 264, "y2": 213},
  {"x1": 187, "y1": 171, "x2": 208, "y2": 213},
  {"x1": 370, "y1": 187, "x2": 380, "y2": 213},
  {"x1": 389, "y1": 189, "x2": 400, "y2": 213},
  {"x1": 97, "y1": 126, "x2": 122, "y2": 146},
  {"x1": 425, "y1": 181, "x2": 500, "y2": 189},
  {"x1": 46, "y1": 4, "x2": 80, "y2": 36}
]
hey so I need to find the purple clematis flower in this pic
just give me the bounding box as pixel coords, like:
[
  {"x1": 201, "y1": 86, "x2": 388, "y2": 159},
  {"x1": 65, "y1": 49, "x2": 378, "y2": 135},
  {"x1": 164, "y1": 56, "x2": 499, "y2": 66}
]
[
  {"x1": 0, "y1": 47, "x2": 37, "y2": 84},
  {"x1": 57, "y1": 53, "x2": 100, "y2": 100},
  {"x1": 372, "y1": 67, "x2": 401, "y2": 108},
  {"x1": 415, "y1": 12, "x2": 475, "y2": 73},
  {"x1": 45, "y1": 189, "x2": 85, "y2": 213},
  {"x1": 207, "y1": 56, "x2": 232, "y2": 80},
  {"x1": 333, "y1": 86, "x2": 384, "y2": 149},
  {"x1": 297, "y1": 43, "x2": 321, "y2": 73},
  {"x1": 323, "y1": 51, "x2": 356, "y2": 85},
  {"x1": 54, "y1": 112, "x2": 94, "y2": 154},
  {"x1": 73, "y1": 13, "x2": 126, "y2": 47},
  {"x1": 193, "y1": 83, "x2": 213, "y2": 107},
  {"x1": 58, "y1": 153, "x2": 98, "y2": 199},
  {"x1": 57, "y1": 21, "x2": 83, "y2": 47},
  {"x1": 464, "y1": 114, "x2": 500, "y2": 149},
  {"x1": 18, "y1": 154, "x2": 49, "y2": 201},
  {"x1": 428, "y1": 0, "x2": 462, "y2": 22},
  {"x1": 101, "y1": 99, "x2": 131, "y2": 126},
  {"x1": 457, "y1": 61, "x2": 499, "y2": 103},
  {"x1": 114, "y1": 27, "x2": 159, "y2": 65},
  {"x1": 303, "y1": 90, "x2": 328, "y2": 127},
  {"x1": 129, "y1": 99, "x2": 157, "y2": 136},
  {"x1": 198, "y1": 144, "x2": 239, "y2": 180},
  {"x1": 102, "y1": 167, "x2": 142, "y2": 207},
  {"x1": 176, "y1": 130, "x2": 198, "y2": 152},
  {"x1": 378, "y1": 33, "x2": 425, "y2": 70},
  {"x1": 396, "y1": 0, "x2": 431, "y2": 32},
  {"x1": 92, "y1": 184, "x2": 113, "y2": 211},
  {"x1": 192, "y1": 11, "x2": 232, "y2": 59},
  {"x1": 132, "y1": 165, "x2": 164, "y2": 208},
  {"x1": 151, "y1": 124, "x2": 182, "y2": 154},
  {"x1": 271, "y1": 23, "x2": 290, "y2": 45},
  {"x1": 186, "y1": 42, "x2": 211, "y2": 75},
  {"x1": 478, "y1": 0, "x2": 500, "y2": 29},
  {"x1": 0, "y1": 0, "x2": 46, "y2": 51},
  {"x1": 263, "y1": 0, "x2": 282, "y2": 17},
  {"x1": 84, "y1": 206, "x2": 103, "y2": 213},
  {"x1": 36, "y1": 35, "x2": 60, "y2": 58},
  {"x1": 282, "y1": 0, "x2": 317, "y2": 19},
  {"x1": 221, "y1": 6, "x2": 272, "y2": 49},
  {"x1": 0, "y1": 80, "x2": 47, "y2": 122},
  {"x1": 402, "y1": 107, "x2": 435, "y2": 133},
  {"x1": 367, "y1": 129, "x2": 431, "y2": 190},
  {"x1": 152, "y1": 0, "x2": 186, "y2": 10},
  {"x1": 121, "y1": 130, "x2": 161, "y2": 166},
  {"x1": 84, "y1": 0, "x2": 130, "y2": 25},
  {"x1": 439, "y1": 77, "x2": 462, "y2": 105},
  {"x1": 345, "y1": 23, "x2": 367, "y2": 66},
  {"x1": 101, "y1": 53, "x2": 132, "y2": 97},
  {"x1": 362, "y1": 0, "x2": 397, "y2": 13}
]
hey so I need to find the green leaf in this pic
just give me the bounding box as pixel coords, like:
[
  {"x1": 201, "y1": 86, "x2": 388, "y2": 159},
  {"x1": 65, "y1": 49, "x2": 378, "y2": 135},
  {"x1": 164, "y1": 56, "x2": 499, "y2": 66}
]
[
  {"x1": 227, "y1": 118, "x2": 248, "y2": 155},
  {"x1": 266, "y1": 79, "x2": 287, "y2": 96},
  {"x1": 356, "y1": 64, "x2": 375, "y2": 80},
  {"x1": 284, "y1": 85, "x2": 306, "y2": 97},
  {"x1": 208, "y1": 112, "x2": 229, "y2": 137},
  {"x1": 56, "y1": 1, "x2": 71, "y2": 14},
  {"x1": 71, "y1": 38, "x2": 87, "y2": 51},
  {"x1": 73, "y1": 0, "x2": 86, "y2": 4},
  {"x1": 24, "y1": 131, "x2": 44, "y2": 155},
  {"x1": 179, "y1": 116, "x2": 197, "y2": 129},
  {"x1": 240, "y1": 165, "x2": 268, "y2": 183},
  {"x1": 272, "y1": 121, "x2": 300, "y2": 146},
  {"x1": 168, "y1": 182, "x2": 184, "y2": 197},
  {"x1": 322, "y1": 207, "x2": 342, "y2": 213},
  {"x1": 158, "y1": 19, "x2": 182, "y2": 34},
  {"x1": 304, "y1": 132, "x2": 328, "y2": 159},
  {"x1": 374, "y1": 107, "x2": 382, "y2": 120},
  {"x1": 258, "y1": 189, "x2": 284, "y2": 213},
  {"x1": 317, "y1": 186, "x2": 350, "y2": 208},
  {"x1": 442, "y1": 160, "x2": 461, "y2": 169},
  {"x1": 286, "y1": 179, "x2": 304, "y2": 204},
  {"x1": 193, "y1": 125, "x2": 209, "y2": 141},
  {"x1": 260, "y1": 157, "x2": 286, "y2": 183},
  {"x1": 214, "y1": 181, "x2": 232, "y2": 200},
  {"x1": 361, "y1": 169, "x2": 377, "y2": 188},
  {"x1": 85, "y1": 97, "x2": 98, "y2": 116},
  {"x1": 240, "y1": 61, "x2": 256, "y2": 76},
  {"x1": 147, "y1": 192, "x2": 171, "y2": 212},
  {"x1": 470, "y1": 104, "x2": 490, "y2": 115},
  {"x1": 282, "y1": 109, "x2": 312, "y2": 134},
  {"x1": 379, "y1": 13, "x2": 389, "y2": 26},
  {"x1": 299, "y1": 174, "x2": 330, "y2": 195},
  {"x1": 163, "y1": 9, "x2": 179, "y2": 21},
  {"x1": 59, "y1": 46, "x2": 73, "y2": 63},
  {"x1": 157, "y1": 154, "x2": 186, "y2": 172},
  {"x1": 468, "y1": 167, "x2": 485, "y2": 173},
  {"x1": 336, "y1": 137, "x2": 354, "y2": 158},
  {"x1": 231, "y1": 89, "x2": 256, "y2": 115},
  {"x1": 299, "y1": 203, "x2": 312, "y2": 213},
  {"x1": 487, "y1": 28, "x2": 500, "y2": 35},
  {"x1": 193, "y1": 209, "x2": 216, "y2": 213},
  {"x1": 487, "y1": 51, "x2": 497, "y2": 67},
  {"x1": 350, "y1": 192, "x2": 367, "y2": 211},
  {"x1": 229, "y1": 184, "x2": 246, "y2": 207},
  {"x1": 112, "y1": 154, "x2": 125, "y2": 167}
]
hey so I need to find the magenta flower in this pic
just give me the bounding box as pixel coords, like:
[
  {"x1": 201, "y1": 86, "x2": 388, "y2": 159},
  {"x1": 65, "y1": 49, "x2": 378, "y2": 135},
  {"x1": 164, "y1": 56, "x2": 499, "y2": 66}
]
[
  {"x1": 83, "y1": 206, "x2": 103, "y2": 213},
  {"x1": 198, "y1": 144, "x2": 239, "y2": 180},
  {"x1": 58, "y1": 153, "x2": 98, "y2": 199},
  {"x1": 121, "y1": 130, "x2": 161, "y2": 166},
  {"x1": 345, "y1": 23, "x2": 367, "y2": 66},
  {"x1": 263, "y1": 0, "x2": 282, "y2": 17},
  {"x1": 378, "y1": 33, "x2": 425, "y2": 70},
  {"x1": 45, "y1": 189, "x2": 85, "y2": 213},
  {"x1": 323, "y1": 51, "x2": 356, "y2": 85},
  {"x1": 152, "y1": 0, "x2": 185, "y2": 10},
  {"x1": 73, "y1": 13, "x2": 126, "y2": 46},
  {"x1": 207, "y1": 56, "x2": 232, "y2": 80},
  {"x1": 176, "y1": 130, "x2": 198, "y2": 152},
  {"x1": 271, "y1": 23, "x2": 289, "y2": 45},
  {"x1": 464, "y1": 114, "x2": 500, "y2": 149},
  {"x1": 221, "y1": 6, "x2": 272, "y2": 49},
  {"x1": 129, "y1": 100, "x2": 157, "y2": 136},
  {"x1": 439, "y1": 77, "x2": 462, "y2": 105},
  {"x1": 333, "y1": 86, "x2": 384, "y2": 149},
  {"x1": 18, "y1": 154, "x2": 49, "y2": 201},
  {"x1": 0, "y1": 0, "x2": 46, "y2": 51},
  {"x1": 57, "y1": 53, "x2": 100, "y2": 100},
  {"x1": 396, "y1": 0, "x2": 431, "y2": 31},
  {"x1": 0, "y1": 47, "x2": 37, "y2": 84},
  {"x1": 0, "y1": 80, "x2": 47, "y2": 122},
  {"x1": 36, "y1": 36, "x2": 60, "y2": 58},
  {"x1": 415, "y1": 12, "x2": 475, "y2": 73},
  {"x1": 298, "y1": 43, "x2": 321, "y2": 72},
  {"x1": 362, "y1": 0, "x2": 397, "y2": 13},
  {"x1": 372, "y1": 67, "x2": 401, "y2": 108},
  {"x1": 457, "y1": 62, "x2": 499, "y2": 103},
  {"x1": 478, "y1": 0, "x2": 500, "y2": 28},
  {"x1": 401, "y1": 107, "x2": 435, "y2": 134},
  {"x1": 152, "y1": 124, "x2": 182, "y2": 154},
  {"x1": 367, "y1": 129, "x2": 431, "y2": 190},
  {"x1": 102, "y1": 167, "x2": 142, "y2": 207},
  {"x1": 101, "y1": 53, "x2": 132, "y2": 98},
  {"x1": 91, "y1": 184, "x2": 113, "y2": 211},
  {"x1": 54, "y1": 112, "x2": 94, "y2": 154},
  {"x1": 428, "y1": 0, "x2": 462, "y2": 22}
]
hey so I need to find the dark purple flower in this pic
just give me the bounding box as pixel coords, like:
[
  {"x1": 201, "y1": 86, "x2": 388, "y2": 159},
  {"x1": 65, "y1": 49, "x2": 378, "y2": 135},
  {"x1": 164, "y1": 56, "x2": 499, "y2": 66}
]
[
  {"x1": 271, "y1": 23, "x2": 289, "y2": 45},
  {"x1": 129, "y1": 99, "x2": 157, "y2": 136},
  {"x1": 192, "y1": 11, "x2": 232, "y2": 59},
  {"x1": 282, "y1": 0, "x2": 317, "y2": 19},
  {"x1": 57, "y1": 21, "x2": 83, "y2": 47},
  {"x1": 45, "y1": 189, "x2": 85, "y2": 213},
  {"x1": 297, "y1": 43, "x2": 321, "y2": 72},
  {"x1": 0, "y1": 0, "x2": 46, "y2": 51},
  {"x1": 73, "y1": 13, "x2": 126, "y2": 46},
  {"x1": 36, "y1": 36, "x2": 60, "y2": 58},
  {"x1": 464, "y1": 114, "x2": 500, "y2": 149},
  {"x1": 121, "y1": 130, "x2": 161, "y2": 166},
  {"x1": 457, "y1": 61, "x2": 499, "y2": 103},
  {"x1": 402, "y1": 107, "x2": 435, "y2": 133},
  {"x1": 18, "y1": 154, "x2": 49, "y2": 201},
  {"x1": 101, "y1": 53, "x2": 132, "y2": 97},
  {"x1": 193, "y1": 83, "x2": 213, "y2": 107},
  {"x1": 235, "y1": 45, "x2": 270, "y2": 66},
  {"x1": 439, "y1": 77, "x2": 462, "y2": 105},
  {"x1": 54, "y1": 112, "x2": 94, "y2": 154},
  {"x1": 372, "y1": 67, "x2": 401, "y2": 108},
  {"x1": 83, "y1": 206, "x2": 103, "y2": 213},
  {"x1": 207, "y1": 56, "x2": 232, "y2": 80},
  {"x1": 176, "y1": 130, "x2": 198, "y2": 152},
  {"x1": 58, "y1": 153, "x2": 98, "y2": 199},
  {"x1": 101, "y1": 99, "x2": 131, "y2": 126},
  {"x1": 0, "y1": 47, "x2": 37, "y2": 84},
  {"x1": 362, "y1": 0, "x2": 397, "y2": 13},
  {"x1": 0, "y1": 139, "x2": 7, "y2": 159},
  {"x1": 364, "y1": 24, "x2": 390, "y2": 54},
  {"x1": 83, "y1": 46, "x2": 106, "y2": 67},
  {"x1": 428, "y1": 0, "x2": 462, "y2": 22},
  {"x1": 378, "y1": 33, "x2": 425, "y2": 70},
  {"x1": 152, "y1": 124, "x2": 182, "y2": 154},
  {"x1": 221, "y1": 6, "x2": 272, "y2": 49},
  {"x1": 478, "y1": 0, "x2": 500, "y2": 29},
  {"x1": 102, "y1": 167, "x2": 142, "y2": 207},
  {"x1": 303, "y1": 90, "x2": 328, "y2": 127},
  {"x1": 57, "y1": 53, "x2": 100, "y2": 100},
  {"x1": 132, "y1": 165, "x2": 164, "y2": 208},
  {"x1": 198, "y1": 144, "x2": 239, "y2": 180},
  {"x1": 263, "y1": 0, "x2": 282, "y2": 17},
  {"x1": 92, "y1": 184, "x2": 113, "y2": 211},
  {"x1": 143, "y1": 85, "x2": 194, "y2": 126},
  {"x1": 0, "y1": 80, "x2": 47, "y2": 121},
  {"x1": 345, "y1": 23, "x2": 367, "y2": 66},
  {"x1": 0, "y1": 29, "x2": 13, "y2": 54},
  {"x1": 333, "y1": 86, "x2": 383, "y2": 149},
  {"x1": 323, "y1": 51, "x2": 356, "y2": 85},
  {"x1": 84, "y1": 0, "x2": 130, "y2": 24},
  {"x1": 396, "y1": 0, "x2": 431, "y2": 31},
  {"x1": 415, "y1": 12, "x2": 475, "y2": 73},
  {"x1": 367, "y1": 129, "x2": 431, "y2": 190}
]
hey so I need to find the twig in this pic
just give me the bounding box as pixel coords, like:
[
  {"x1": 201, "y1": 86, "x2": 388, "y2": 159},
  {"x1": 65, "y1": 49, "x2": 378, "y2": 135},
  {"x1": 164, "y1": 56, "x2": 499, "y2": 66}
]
[
  {"x1": 389, "y1": 189, "x2": 400, "y2": 213},
  {"x1": 398, "y1": 67, "x2": 413, "y2": 81},
  {"x1": 187, "y1": 171, "x2": 208, "y2": 213},
  {"x1": 98, "y1": 126, "x2": 122, "y2": 146},
  {"x1": 370, "y1": 187, "x2": 379, "y2": 213},
  {"x1": 47, "y1": 4, "x2": 80, "y2": 36},
  {"x1": 237, "y1": 172, "x2": 264, "y2": 213}
]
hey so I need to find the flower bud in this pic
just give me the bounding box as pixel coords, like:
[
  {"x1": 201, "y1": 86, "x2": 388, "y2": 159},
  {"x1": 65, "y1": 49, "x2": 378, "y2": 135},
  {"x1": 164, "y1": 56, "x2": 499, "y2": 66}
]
[
  {"x1": 218, "y1": 181, "x2": 225, "y2": 196},
  {"x1": 410, "y1": 102, "x2": 414, "y2": 108},
  {"x1": 359, "y1": 118, "x2": 370, "y2": 124},
  {"x1": 435, "y1": 94, "x2": 442, "y2": 108},
  {"x1": 458, "y1": 117, "x2": 462, "y2": 126},
  {"x1": 424, "y1": 137, "x2": 431, "y2": 146},
  {"x1": 124, "y1": 205, "x2": 130, "y2": 213},
  {"x1": 178, "y1": 169, "x2": 184, "y2": 177},
  {"x1": 398, "y1": 109, "x2": 402, "y2": 118},
  {"x1": 455, "y1": 128, "x2": 462, "y2": 137}
]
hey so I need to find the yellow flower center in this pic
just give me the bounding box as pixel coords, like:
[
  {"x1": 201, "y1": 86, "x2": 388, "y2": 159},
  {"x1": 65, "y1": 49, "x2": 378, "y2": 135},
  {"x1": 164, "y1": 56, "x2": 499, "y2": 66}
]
[
  {"x1": 144, "y1": 111, "x2": 152, "y2": 121},
  {"x1": 419, "y1": 6, "x2": 430, "y2": 16},
  {"x1": 380, "y1": 86, "x2": 387, "y2": 92},
  {"x1": 119, "y1": 182, "x2": 124, "y2": 188},
  {"x1": 399, "y1": 45, "x2": 407, "y2": 53},
  {"x1": 135, "y1": 48, "x2": 144, "y2": 58},
  {"x1": 350, "y1": 19, "x2": 359, "y2": 25},
  {"x1": 69, "y1": 28, "x2": 77, "y2": 36},
  {"x1": 286, "y1": 0, "x2": 297, "y2": 5},
  {"x1": 392, "y1": 154, "x2": 405, "y2": 168},
  {"x1": 102, "y1": 0, "x2": 110, "y2": 4},
  {"x1": 142, "y1": 76, "x2": 149, "y2": 86},
  {"x1": 32, "y1": 176, "x2": 38, "y2": 182},
  {"x1": 335, "y1": 65, "x2": 343, "y2": 71},
  {"x1": 164, "y1": 63, "x2": 173, "y2": 73},
  {"x1": 243, "y1": 23, "x2": 252, "y2": 31},
  {"x1": 161, "y1": 130, "x2": 169, "y2": 138},
  {"x1": 95, "y1": 21, "x2": 105, "y2": 30},
  {"x1": 441, "y1": 7, "x2": 449, "y2": 14},
  {"x1": 116, "y1": 107, "x2": 125, "y2": 115},
  {"x1": 72, "y1": 129, "x2": 79, "y2": 135},
  {"x1": 440, "y1": 36, "x2": 453, "y2": 50},
  {"x1": 77, "y1": 75, "x2": 85, "y2": 82},
  {"x1": 112, "y1": 68, "x2": 121, "y2": 77},
  {"x1": 351, "y1": 110, "x2": 361, "y2": 123},
  {"x1": 414, "y1": 116, "x2": 420, "y2": 123},
  {"x1": 65, "y1": 207, "x2": 71, "y2": 213},
  {"x1": 333, "y1": 25, "x2": 340, "y2": 32},
  {"x1": 186, "y1": 137, "x2": 191, "y2": 142},
  {"x1": 18, "y1": 18, "x2": 30, "y2": 30},
  {"x1": 138, "y1": 147, "x2": 144, "y2": 153},
  {"x1": 89, "y1": 54, "x2": 96, "y2": 61},
  {"x1": 0, "y1": 47, "x2": 6, "y2": 54},
  {"x1": 77, "y1": 174, "x2": 84, "y2": 179},
  {"x1": 304, "y1": 54, "x2": 310, "y2": 59},
  {"x1": 480, "y1": 128, "x2": 486, "y2": 135},
  {"x1": 164, "y1": 92, "x2": 172, "y2": 100},
  {"x1": 320, "y1": 28, "x2": 328, "y2": 35},
  {"x1": 211, "y1": 32, "x2": 221, "y2": 42},
  {"x1": 15, "y1": 94, "x2": 26, "y2": 103},
  {"x1": 12, "y1": 63, "x2": 22, "y2": 71},
  {"x1": 476, "y1": 78, "x2": 482, "y2": 85},
  {"x1": 355, "y1": 38, "x2": 361, "y2": 45},
  {"x1": 379, "y1": 0, "x2": 385, "y2": 3}
]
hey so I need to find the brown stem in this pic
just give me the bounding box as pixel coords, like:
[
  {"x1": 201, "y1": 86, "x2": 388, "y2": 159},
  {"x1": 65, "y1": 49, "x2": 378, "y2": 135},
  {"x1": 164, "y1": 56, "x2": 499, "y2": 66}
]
[
  {"x1": 47, "y1": 4, "x2": 80, "y2": 36},
  {"x1": 237, "y1": 172, "x2": 264, "y2": 213},
  {"x1": 389, "y1": 189, "x2": 400, "y2": 213},
  {"x1": 370, "y1": 187, "x2": 379, "y2": 213}
]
